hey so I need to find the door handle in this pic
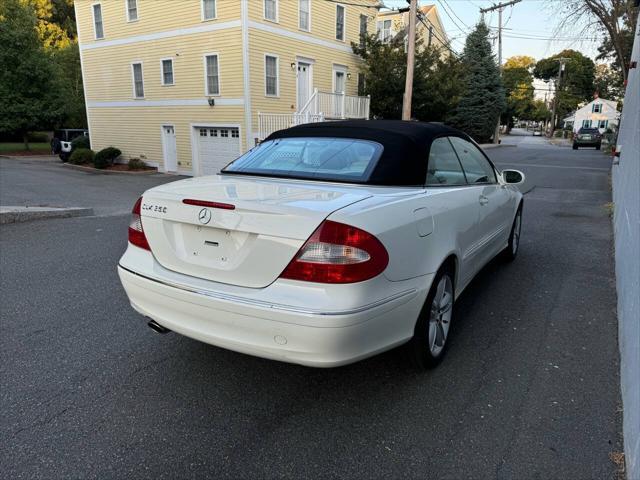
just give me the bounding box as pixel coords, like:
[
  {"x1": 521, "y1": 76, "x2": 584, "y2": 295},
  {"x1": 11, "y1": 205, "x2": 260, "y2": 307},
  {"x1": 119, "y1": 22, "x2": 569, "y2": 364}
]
[{"x1": 479, "y1": 195, "x2": 489, "y2": 206}]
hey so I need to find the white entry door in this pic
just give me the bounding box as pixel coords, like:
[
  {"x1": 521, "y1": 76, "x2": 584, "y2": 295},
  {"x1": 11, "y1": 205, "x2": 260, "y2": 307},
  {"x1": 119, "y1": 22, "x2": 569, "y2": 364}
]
[
  {"x1": 297, "y1": 62, "x2": 311, "y2": 110},
  {"x1": 196, "y1": 126, "x2": 241, "y2": 176},
  {"x1": 161, "y1": 125, "x2": 177, "y2": 172},
  {"x1": 333, "y1": 69, "x2": 346, "y2": 118}
]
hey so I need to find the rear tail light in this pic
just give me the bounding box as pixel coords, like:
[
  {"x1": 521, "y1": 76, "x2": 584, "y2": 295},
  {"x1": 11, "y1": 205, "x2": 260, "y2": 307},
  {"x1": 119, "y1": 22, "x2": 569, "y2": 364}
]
[
  {"x1": 128, "y1": 197, "x2": 151, "y2": 251},
  {"x1": 280, "y1": 220, "x2": 388, "y2": 284}
]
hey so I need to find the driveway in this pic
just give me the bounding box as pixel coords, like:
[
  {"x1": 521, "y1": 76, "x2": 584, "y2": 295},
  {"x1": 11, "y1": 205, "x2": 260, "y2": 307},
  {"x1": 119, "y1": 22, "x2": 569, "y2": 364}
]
[
  {"x1": 0, "y1": 156, "x2": 181, "y2": 216},
  {"x1": 0, "y1": 143, "x2": 621, "y2": 479}
]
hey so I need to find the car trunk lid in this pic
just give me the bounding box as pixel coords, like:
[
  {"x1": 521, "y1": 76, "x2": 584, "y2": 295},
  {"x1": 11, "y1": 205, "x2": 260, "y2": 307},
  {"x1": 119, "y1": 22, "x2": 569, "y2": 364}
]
[{"x1": 140, "y1": 175, "x2": 372, "y2": 288}]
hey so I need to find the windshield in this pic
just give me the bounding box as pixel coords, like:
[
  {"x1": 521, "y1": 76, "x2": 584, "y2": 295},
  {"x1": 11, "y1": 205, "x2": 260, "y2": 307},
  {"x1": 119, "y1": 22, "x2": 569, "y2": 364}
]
[
  {"x1": 222, "y1": 137, "x2": 383, "y2": 183},
  {"x1": 579, "y1": 128, "x2": 599, "y2": 134}
]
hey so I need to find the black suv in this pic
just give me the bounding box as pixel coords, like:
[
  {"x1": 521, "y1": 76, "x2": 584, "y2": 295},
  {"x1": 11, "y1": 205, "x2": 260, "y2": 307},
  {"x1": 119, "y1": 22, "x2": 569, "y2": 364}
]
[{"x1": 573, "y1": 127, "x2": 602, "y2": 150}]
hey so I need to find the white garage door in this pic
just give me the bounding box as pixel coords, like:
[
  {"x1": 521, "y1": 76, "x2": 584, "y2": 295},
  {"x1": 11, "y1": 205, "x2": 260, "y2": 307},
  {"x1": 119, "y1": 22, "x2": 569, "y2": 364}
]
[{"x1": 196, "y1": 126, "x2": 241, "y2": 176}]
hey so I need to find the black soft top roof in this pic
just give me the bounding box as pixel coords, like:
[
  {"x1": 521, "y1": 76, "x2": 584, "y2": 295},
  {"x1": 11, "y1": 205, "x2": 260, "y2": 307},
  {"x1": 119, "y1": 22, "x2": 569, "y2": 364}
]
[{"x1": 264, "y1": 120, "x2": 470, "y2": 186}]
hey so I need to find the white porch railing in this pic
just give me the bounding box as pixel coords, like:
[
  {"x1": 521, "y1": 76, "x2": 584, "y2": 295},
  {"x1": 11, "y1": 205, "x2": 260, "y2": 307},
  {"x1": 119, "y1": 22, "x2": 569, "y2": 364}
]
[
  {"x1": 258, "y1": 112, "x2": 325, "y2": 141},
  {"x1": 316, "y1": 90, "x2": 370, "y2": 120},
  {"x1": 257, "y1": 89, "x2": 370, "y2": 140}
]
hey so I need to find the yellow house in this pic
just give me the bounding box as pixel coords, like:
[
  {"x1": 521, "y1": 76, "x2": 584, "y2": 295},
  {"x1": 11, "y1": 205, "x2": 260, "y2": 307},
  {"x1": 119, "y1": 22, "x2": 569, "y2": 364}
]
[
  {"x1": 375, "y1": 5, "x2": 449, "y2": 53},
  {"x1": 75, "y1": 0, "x2": 379, "y2": 176}
]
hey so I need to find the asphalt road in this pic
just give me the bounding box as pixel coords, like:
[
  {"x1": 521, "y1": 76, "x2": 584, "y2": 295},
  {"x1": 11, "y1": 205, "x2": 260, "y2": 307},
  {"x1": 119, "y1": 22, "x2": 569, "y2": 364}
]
[
  {"x1": 0, "y1": 156, "x2": 180, "y2": 216},
  {"x1": 1, "y1": 138, "x2": 621, "y2": 479}
]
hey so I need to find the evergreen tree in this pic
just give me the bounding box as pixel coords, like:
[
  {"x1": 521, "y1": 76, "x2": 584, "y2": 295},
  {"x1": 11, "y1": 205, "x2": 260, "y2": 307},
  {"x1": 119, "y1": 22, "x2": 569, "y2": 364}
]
[{"x1": 449, "y1": 22, "x2": 505, "y2": 143}]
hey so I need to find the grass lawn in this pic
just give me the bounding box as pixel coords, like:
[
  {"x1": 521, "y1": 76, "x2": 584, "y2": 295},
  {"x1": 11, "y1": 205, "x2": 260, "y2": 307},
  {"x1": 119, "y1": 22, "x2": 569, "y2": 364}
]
[{"x1": 0, "y1": 142, "x2": 50, "y2": 154}]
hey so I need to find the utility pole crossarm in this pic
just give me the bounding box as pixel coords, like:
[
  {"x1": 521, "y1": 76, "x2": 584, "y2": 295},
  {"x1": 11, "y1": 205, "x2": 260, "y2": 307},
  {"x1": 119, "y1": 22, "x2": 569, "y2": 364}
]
[{"x1": 479, "y1": 0, "x2": 522, "y2": 14}]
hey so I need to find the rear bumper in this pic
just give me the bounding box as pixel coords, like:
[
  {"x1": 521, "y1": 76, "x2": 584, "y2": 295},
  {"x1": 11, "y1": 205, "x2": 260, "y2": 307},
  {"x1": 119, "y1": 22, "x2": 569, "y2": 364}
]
[{"x1": 117, "y1": 248, "x2": 431, "y2": 367}]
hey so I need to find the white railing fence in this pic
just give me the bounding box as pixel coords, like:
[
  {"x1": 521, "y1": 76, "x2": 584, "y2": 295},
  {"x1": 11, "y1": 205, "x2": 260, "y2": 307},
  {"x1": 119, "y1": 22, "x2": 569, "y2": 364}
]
[
  {"x1": 258, "y1": 112, "x2": 325, "y2": 141},
  {"x1": 316, "y1": 91, "x2": 370, "y2": 119},
  {"x1": 257, "y1": 89, "x2": 370, "y2": 140}
]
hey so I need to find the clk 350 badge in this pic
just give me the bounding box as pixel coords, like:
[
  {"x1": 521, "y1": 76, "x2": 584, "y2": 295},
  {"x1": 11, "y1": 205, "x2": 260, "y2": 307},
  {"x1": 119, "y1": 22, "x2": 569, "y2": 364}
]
[{"x1": 142, "y1": 204, "x2": 167, "y2": 213}]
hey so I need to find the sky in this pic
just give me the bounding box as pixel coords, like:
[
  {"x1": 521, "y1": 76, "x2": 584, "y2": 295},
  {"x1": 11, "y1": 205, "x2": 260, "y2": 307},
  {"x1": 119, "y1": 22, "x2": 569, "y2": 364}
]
[{"x1": 384, "y1": 0, "x2": 602, "y2": 63}]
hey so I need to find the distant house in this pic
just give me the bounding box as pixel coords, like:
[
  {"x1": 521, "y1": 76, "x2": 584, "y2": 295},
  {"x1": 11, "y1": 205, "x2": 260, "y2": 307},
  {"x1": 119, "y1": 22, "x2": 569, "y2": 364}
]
[
  {"x1": 563, "y1": 97, "x2": 620, "y2": 133},
  {"x1": 375, "y1": 5, "x2": 449, "y2": 53},
  {"x1": 75, "y1": 0, "x2": 377, "y2": 176}
]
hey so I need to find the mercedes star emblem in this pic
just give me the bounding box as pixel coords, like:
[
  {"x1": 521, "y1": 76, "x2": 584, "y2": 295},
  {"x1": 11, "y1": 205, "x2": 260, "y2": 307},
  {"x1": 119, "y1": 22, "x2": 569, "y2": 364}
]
[{"x1": 198, "y1": 208, "x2": 212, "y2": 225}]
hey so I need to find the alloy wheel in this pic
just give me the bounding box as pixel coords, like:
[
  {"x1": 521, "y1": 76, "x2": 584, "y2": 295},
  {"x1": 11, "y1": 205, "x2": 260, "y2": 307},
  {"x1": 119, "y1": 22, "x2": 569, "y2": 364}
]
[{"x1": 428, "y1": 274, "x2": 453, "y2": 357}]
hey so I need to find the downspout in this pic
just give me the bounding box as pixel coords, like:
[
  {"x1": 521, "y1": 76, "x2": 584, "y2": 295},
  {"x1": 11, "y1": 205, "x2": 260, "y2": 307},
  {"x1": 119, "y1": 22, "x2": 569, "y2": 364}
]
[
  {"x1": 74, "y1": 2, "x2": 93, "y2": 149},
  {"x1": 241, "y1": 0, "x2": 253, "y2": 151}
]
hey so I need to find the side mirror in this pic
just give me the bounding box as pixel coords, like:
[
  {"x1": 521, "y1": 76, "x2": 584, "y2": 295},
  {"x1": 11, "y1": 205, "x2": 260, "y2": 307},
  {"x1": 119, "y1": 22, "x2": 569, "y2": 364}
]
[{"x1": 502, "y1": 169, "x2": 525, "y2": 185}]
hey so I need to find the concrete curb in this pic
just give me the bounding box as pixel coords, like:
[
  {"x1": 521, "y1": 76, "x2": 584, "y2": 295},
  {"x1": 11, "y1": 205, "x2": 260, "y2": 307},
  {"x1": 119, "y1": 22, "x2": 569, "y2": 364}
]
[
  {"x1": 0, "y1": 206, "x2": 94, "y2": 224},
  {"x1": 479, "y1": 144, "x2": 517, "y2": 149},
  {"x1": 62, "y1": 163, "x2": 159, "y2": 175}
]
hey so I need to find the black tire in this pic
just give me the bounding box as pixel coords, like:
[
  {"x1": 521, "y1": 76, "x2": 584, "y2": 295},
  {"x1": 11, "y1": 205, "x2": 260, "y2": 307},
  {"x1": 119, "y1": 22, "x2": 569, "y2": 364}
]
[
  {"x1": 409, "y1": 266, "x2": 455, "y2": 369},
  {"x1": 502, "y1": 204, "x2": 523, "y2": 262},
  {"x1": 572, "y1": 143, "x2": 578, "y2": 150},
  {"x1": 595, "y1": 143, "x2": 601, "y2": 150}
]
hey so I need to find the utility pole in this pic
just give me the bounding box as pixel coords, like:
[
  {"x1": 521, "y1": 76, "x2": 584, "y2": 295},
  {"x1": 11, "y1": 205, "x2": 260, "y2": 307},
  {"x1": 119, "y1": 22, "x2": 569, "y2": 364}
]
[
  {"x1": 549, "y1": 58, "x2": 569, "y2": 137},
  {"x1": 480, "y1": 0, "x2": 521, "y2": 143},
  {"x1": 402, "y1": 0, "x2": 417, "y2": 120}
]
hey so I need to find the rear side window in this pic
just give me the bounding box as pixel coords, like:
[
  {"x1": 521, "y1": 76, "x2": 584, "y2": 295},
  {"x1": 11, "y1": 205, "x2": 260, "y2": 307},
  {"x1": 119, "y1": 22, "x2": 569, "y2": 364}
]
[
  {"x1": 223, "y1": 137, "x2": 383, "y2": 183},
  {"x1": 449, "y1": 137, "x2": 497, "y2": 184},
  {"x1": 426, "y1": 137, "x2": 467, "y2": 186}
]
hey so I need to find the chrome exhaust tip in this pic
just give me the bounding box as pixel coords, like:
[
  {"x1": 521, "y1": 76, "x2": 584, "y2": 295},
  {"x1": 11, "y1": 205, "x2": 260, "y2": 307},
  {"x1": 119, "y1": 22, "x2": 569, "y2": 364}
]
[{"x1": 147, "y1": 319, "x2": 171, "y2": 334}]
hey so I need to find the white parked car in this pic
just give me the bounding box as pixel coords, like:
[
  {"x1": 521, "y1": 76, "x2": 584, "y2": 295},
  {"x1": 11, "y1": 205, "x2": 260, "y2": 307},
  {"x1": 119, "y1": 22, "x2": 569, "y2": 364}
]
[{"x1": 118, "y1": 121, "x2": 524, "y2": 368}]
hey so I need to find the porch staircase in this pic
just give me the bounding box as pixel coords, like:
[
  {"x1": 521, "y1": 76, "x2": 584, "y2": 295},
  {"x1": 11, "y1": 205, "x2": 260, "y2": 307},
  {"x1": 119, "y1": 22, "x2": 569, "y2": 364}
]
[{"x1": 258, "y1": 88, "x2": 370, "y2": 140}]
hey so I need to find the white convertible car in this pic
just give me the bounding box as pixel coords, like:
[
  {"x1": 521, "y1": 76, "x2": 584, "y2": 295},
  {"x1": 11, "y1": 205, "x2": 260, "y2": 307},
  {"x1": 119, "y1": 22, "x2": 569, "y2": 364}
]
[{"x1": 118, "y1": 121, "x2": 524, "y2": 368}]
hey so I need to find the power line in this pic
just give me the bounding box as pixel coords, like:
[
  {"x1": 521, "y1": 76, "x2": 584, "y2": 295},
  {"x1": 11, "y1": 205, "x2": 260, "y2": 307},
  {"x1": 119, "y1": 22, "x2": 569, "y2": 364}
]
[
  {"x1": 437, "y1": 0, "x2": 471, "y2": 33},
  {"x1": 417, "y1": 13, "x2": 461, "y2": 56},
  {"x1": 322, "y1": 0, "x2": 382, "y2": 8},
  {"x1": 503, "y1": 5, "x2": 514, "y2": 28}
]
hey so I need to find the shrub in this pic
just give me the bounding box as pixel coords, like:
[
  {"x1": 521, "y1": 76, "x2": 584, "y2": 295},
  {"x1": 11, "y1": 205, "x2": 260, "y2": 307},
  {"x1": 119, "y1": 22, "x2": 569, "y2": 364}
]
[
  {"x1": 94, "y1": 147, "x2": 121, "y2": 169},
  {"x1": 71, "y1": 135, "x2": 90, "y2": 151},
  {"x1": 69, "y1": 148, "x2": 95, "y2": 165},
  {"x1": 28, "y1": 132, "x2": 49, "y2": 142},
  {"x1": 128, "y1": 157, "x2": 146, "y2": 170}
]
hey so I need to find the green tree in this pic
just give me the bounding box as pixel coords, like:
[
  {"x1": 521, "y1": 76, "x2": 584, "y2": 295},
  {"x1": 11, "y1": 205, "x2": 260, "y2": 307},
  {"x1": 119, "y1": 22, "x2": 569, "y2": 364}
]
[
  {"x1": 351, "y1": 33, "x2": 463, "y2": 122},
  {"x1": 0, "y1": 0, "x2": 65, "y2": 147},
  {"x1": 28, "y1": 0, "x2": 76, "y2": 49},
  {"x1": 554, "y1": 0, "x2": 638, "y2": 84},
  {"x1": 501, "y1": 56, "x2": 536, "y2": 131},
  {"x1": 52, "y1": 43, "x2": 87, "y2": 128},
  {"x1": 534, "y1": 49, "x2": 596, "y2": 127},
  {"x1": 449, "y1": 22, "x2": 505, "y2": 143}
]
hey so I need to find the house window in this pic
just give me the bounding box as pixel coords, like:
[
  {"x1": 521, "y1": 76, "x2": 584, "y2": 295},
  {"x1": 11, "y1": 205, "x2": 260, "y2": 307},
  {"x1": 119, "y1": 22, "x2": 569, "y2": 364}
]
[
  {"x1": 598, "y1": 119, "x2": 608, "y2": 129},
  {"x1": 199, "y1": 128, "x2": 207, "y2": 136},
  {"x1": 592, "y1": 103, "x2": 602, "y2": 113},
  {"x1": 231, "y1": 129, "x2": 239, "y2": 138},
  {"x1": 209, "y1": 129, "x2": 217, "y2": 136},
  {"x1": 221, "y1": 129, "x2": 229, "y2": 137},
  {"x1": 582, "y1": 119, "x2": 592, "y2": 128},
  {"x1": 126, "y1": 0, "x2": 138, "y2": 21},
  {"x1": 161, "y1": 59, "x2": 174, "y2": 85},
  {"x1": 265, "y1": 55, "x2": 278, "y2": 96},
  {"x1": 264, "y1": 0, "x2": 277, "y2": 22},
  {"x1": 92, "y1": 4, "x2": 104, "y2": 39},
  {"x1": 359, "y1": 14, "x2": 368, "y2": 47},
  {"x1": 357, "y1": 73, "x2": 365, "y2": 96},
  {"x1": 202, "y1": 0, "x2": 216, "y2": 20},
  {"x1": 377, "y1": 19, "x2": 391, "y2": 43},
  {"x1": 205, "y1": 54, "x2": 220, "y2": 95},
  {"x1": 336, "y1": 5, "x2": 345, "y2": 41},
  {"x1": 132, "y1": 62, "x2": 144, "y2": 98},
  {"x1": 299, "y1": 0, "x2": 310, "y2": 31}
]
